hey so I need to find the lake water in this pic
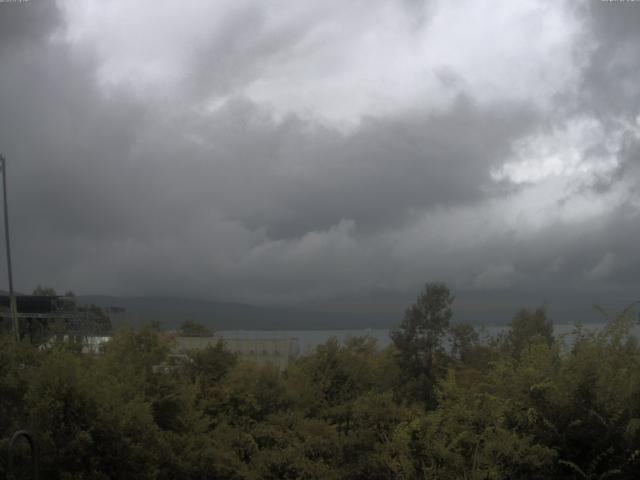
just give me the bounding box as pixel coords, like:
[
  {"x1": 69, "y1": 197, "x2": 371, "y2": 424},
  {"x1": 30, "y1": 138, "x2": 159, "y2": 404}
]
[{"x1": 218, "y1": 322, "x2": 640, "y2": 355}]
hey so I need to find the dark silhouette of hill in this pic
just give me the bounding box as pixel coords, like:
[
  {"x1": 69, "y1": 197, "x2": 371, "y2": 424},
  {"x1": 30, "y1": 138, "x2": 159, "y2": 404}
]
[
  {"x1": 74, "y1": 290, "x2": 635, "y2": 330},
  {"x1": 76, "y1": 295, "x2": 396, "y2": 330}
]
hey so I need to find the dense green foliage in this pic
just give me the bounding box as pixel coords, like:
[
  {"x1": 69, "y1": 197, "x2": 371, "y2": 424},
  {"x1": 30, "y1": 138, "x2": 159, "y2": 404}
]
[
  {"x1": 179, "y1": 320, "x2": 213, "y2": 338},
  {"x1": 2, "y1": 284, "x2": 640, "y2": 479}
]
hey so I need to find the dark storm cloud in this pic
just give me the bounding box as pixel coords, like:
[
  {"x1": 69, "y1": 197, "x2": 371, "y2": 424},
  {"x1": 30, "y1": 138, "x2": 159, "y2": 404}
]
[
  {"x1": 579, "y1": 1, "x2": 640, "y2": 119},
  {"x1": 0, "y1": 0, "x2": 60, "y2": 49},
  {"x1": 561, "y1": 2, "x2": 640, "y2": 199},
  {"x1": 139, "y1": 96, "x2": 535, "y2": 239},
  {"x1": 0, "y1": 0, "x2": 638, "y2": 314},
  {"x1": 0, "y1": 1, "x2": 150, "y2": 288},
  {"x1": 263, "y1": 98, "x2": 535, "y2": 237}
]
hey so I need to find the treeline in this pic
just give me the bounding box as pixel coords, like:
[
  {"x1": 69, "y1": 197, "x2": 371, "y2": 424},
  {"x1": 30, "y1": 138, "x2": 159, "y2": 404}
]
[{"x1": 1, "y1": 283, "x2": 640, "y2": 479}]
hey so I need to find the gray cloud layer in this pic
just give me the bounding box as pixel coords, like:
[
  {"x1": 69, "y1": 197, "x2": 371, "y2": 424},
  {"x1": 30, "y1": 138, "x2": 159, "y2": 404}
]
[{"x1": 0, "y1": 0, "x2": 639, "y2": 321}]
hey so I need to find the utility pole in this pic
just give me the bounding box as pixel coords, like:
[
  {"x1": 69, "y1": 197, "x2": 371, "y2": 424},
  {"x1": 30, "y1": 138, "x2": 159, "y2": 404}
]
[{"x1": 0, "y1": 154, "x2": 19, "y2": 341}]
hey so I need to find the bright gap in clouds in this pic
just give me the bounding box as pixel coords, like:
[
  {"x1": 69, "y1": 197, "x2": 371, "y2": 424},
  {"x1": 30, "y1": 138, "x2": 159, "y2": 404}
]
[{"x1": 491, "y1": 117, "x2": 626, "y2": 186}]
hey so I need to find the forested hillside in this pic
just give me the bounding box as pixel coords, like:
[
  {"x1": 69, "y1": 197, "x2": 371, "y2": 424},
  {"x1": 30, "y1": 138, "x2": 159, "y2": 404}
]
[{"x1": 1, "y1": 284, "x2": 640, "y2": 479}]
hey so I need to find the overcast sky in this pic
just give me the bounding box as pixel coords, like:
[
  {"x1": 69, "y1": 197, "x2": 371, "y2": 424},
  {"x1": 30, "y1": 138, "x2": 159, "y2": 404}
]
[{"x1": 0, "y1": 0, "x2": 639, "y2": 320}]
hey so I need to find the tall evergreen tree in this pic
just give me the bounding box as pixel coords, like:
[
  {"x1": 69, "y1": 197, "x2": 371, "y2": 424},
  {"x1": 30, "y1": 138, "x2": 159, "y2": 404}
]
[{"x1": 391, "y1": 282, "x2": 454, "y2": 408}]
